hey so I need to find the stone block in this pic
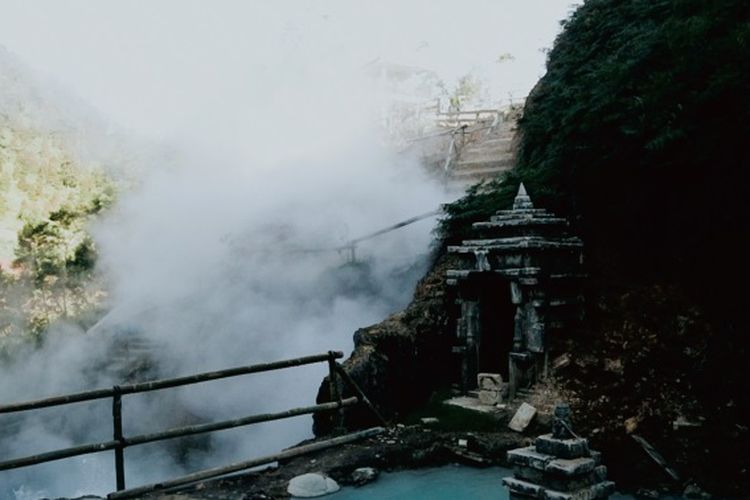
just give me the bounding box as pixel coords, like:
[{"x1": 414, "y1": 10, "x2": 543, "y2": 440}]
[
  {"x1": 545, "y1": 457, "x2": 598, "y2": 477},
  {"x1": 535, "y1": 434, "x2": 590, "y2": 459},
  {"x1": 479, "y1": 389, "x2": 502, "y2": 405},
  {"x1": 507, "y1": 446, "x2": 553, "y2": 470},
  {"x1": 477, "y1": 372, "x2": 503, "y2": 390},
  {"x1": 509, "y1": 402, "x2": 537, "y2": 432},
  {"x1": 554, "y1": 467, "x2": 610, "y2": 493},
  {"x1": 513, "y1": 464, "x2": 546, "y2": 484},
  {"x1": 502, "y1": 477, "x2": 545, "y2": 498},
  {"x1": 543, "y1": 480, "x2": 616, "y2": 500},
  {"x1": 514, "y1": 465, "x2": 610, "y2": 492}
]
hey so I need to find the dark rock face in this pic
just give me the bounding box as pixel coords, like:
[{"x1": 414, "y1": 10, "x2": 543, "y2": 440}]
[{"x1": 313, "y1": 254, "x2": 456, "y2": 436}]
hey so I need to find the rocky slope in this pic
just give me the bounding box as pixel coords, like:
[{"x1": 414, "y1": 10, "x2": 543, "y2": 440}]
[{"x1": 313, "y1": 252, "x2": 457, "y2": 435}]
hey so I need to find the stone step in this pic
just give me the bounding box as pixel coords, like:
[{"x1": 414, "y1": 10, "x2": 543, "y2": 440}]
[
  {"x1": 513, "y1": 464, "x2": 610, "y2": 493},
  {"x1": 482, "y1": 135, "x2": 515, "y2": 144},
  {"x1": 462, "y1": 138, "x2": 513, "y2": 147},
  {"x1": 448, "y1": 172, "x2": 506, "y2": 184},
  {"x1": 502, "y1": 477, "x2": 545, "y2": 498},
  {"x1": 450, "y1": 170, "x2": 508, "y2": 181},
  {"x1": 449, "y1": 168, "x2": 511, "y2": 181},
  {"x1": 504, "y1": 476, "x2": 616, "y2": 500},
  {"x1": 507, "y1": 446, "x2": 602, "y2": 477},
  {"x1": 454, "y1": 158, "x2": 514, "y2": 172},
  {"x1": 459, "y1": 151, "x2": 514, "y2": 163}
]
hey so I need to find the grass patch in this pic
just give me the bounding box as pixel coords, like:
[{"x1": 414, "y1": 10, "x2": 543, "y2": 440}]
[{"x1": 403, "y1": 388, "x2": 504, "y2": 432}]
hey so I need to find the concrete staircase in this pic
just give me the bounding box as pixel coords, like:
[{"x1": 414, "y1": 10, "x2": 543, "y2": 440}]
[{"x1": 446, "y1": 113, "x2": 519, "y2": 187}]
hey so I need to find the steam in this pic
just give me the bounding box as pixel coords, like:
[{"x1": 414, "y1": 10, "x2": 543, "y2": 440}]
[
  {"x1": 0, "y1": 2, "x2": 576, "y2": 497},
  {"x1": 0, "y1": 39, "x2": 448, "y2": 500}
]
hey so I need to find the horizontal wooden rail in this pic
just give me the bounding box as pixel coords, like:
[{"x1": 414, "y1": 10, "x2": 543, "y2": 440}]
[
  {"x1": 0, "y1": 350, "x2": 378, "y2": 496},
  {"x1": 0, "y1": 439, "x2": 120, "y2": 471},
  {"x1": 0, "y1": 397, "x2": 358, "y2": 471},
  {"x1": 0, "y1": 351, "x2": 343, "y2": 414},
  {"x1": 124, "y1": 397, "x2": 358, "y2": 447},
  {"x1": 108, "y1": 427, "x2": 386, "y2": 499}
]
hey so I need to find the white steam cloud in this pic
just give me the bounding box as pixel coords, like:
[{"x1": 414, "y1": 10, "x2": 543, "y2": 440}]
[
  {"x1": 0, "y1": 1, "x2": 575, "y2": 497},
  {"x1": 0, "y1": 31, "x2": 449, "y2": 500}
]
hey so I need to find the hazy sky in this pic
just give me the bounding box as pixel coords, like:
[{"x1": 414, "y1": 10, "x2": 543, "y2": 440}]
[{"x1": 0, "y1": 0, "x2": 577, "y2": 142}]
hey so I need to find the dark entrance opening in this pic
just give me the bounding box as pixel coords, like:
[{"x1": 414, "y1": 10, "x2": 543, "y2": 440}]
[{"x1": 478, "y1": 276, "x2": 515, "y2": 380}]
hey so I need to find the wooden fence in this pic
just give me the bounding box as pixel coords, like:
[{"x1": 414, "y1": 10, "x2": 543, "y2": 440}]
[{"x1": 0, "y1": 350, "x2": 386, "y2": 498}]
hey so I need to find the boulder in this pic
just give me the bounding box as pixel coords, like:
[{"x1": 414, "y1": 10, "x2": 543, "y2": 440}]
[{"x1": 287, "y1": 472, "x2": 340, "y2": 498}]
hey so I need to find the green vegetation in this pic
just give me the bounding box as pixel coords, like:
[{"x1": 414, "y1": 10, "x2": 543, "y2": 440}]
[
  {"x1": 440, "y1": 0, "x2": 750, "y2": 492},
  {"x1": 0, "y1": 123, "x2": 115, "y2": 354},
  {"x1": 443, "y1": 0, "x2": 750, "y2": 278},
  {"x1": 404, "y1": 388, "x2": 502, "y2": 432}
]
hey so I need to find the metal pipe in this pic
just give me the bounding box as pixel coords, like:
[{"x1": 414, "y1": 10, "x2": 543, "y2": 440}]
[{"x1": 334, "y1": 363, "x2": 388, "y2": 426}]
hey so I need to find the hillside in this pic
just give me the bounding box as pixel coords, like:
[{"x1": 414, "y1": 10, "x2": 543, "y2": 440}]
[
  {"x1": 0, "y1": 46, "x2": 118, "y2": 351},
  {"x1": 438, "y1": 0, "x2": 750, "y2": 494}
]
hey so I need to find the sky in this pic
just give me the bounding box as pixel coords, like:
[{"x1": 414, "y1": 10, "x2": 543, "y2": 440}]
[{"x1": 0, "y1": 0, "x2": 578, "y2": 144}]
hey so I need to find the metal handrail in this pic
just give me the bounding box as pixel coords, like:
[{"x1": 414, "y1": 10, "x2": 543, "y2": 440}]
[{"x1": 0, "y1": 350, "x2": 375, "y2": 495}]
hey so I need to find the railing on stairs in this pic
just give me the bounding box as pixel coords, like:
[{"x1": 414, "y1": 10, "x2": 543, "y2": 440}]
[{"x1": 0, "y1": 351, "x2": 386, "y2": 498}]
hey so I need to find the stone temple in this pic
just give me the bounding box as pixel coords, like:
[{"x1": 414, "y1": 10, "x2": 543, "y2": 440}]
[{"x1": 446, "y1": 183, "x2": 584, "y2": 399}]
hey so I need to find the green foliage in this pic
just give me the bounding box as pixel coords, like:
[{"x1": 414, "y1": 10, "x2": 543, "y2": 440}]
[
  {"x1": 517, "y1": 0, "x2": 750, "y2": 283},
  {"x1": 0, "y1": 122, "x2": 115, "y2": 348},
  {"x1": 438, "y1": 177, "x2": 516, "y2": 244},
  {"x1": 440, "y1": 3, "x2": 750, "y2": 486},
  {"x1": 404, "y1": 388, "x2": 502, "y2": 432},
  {"x1": 443, "y1": 0, "x2": 750, "y2": 289}
]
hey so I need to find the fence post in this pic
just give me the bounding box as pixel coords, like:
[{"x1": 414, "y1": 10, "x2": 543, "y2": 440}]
[
  {"x1": 112, "y1": 386, "x2": 125, "y2": 491},
  {"x1": 327, "y1": 351, "x2": 344, "y2": 434}
]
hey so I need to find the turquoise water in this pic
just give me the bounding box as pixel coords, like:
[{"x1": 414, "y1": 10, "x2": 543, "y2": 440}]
[
  {"x1": 332, "y1": 465, "x2": 645, "y2": 500},
  {"x1": 333, "y1": 466, "x2": 511, "y2": 500}
]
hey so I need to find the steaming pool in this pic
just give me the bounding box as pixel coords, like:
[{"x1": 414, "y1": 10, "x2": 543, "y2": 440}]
[
  {"x1": 329, "y1": 465, "x2": 644, "y2": 500},
  {"x1": 333, "y1": 465, "x2": 512, "y2": 500}
]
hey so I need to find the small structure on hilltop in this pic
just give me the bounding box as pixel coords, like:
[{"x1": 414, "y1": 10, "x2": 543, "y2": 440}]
[
  {"x1": 446, "y1": 184, "x2": 584, "y2": 398},
  {"x1": 503, "y1": 403, "x2": 615, "y2": 499}
]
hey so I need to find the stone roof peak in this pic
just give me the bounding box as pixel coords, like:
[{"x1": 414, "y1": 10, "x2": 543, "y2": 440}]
[{"x1": 513, "y1": 182, "x2": 534, "y2": 210}]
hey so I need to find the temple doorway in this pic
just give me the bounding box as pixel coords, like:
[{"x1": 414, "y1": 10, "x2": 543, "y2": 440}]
[{"x1": 477, "y1": 276, "x2": 515, "y2": 380}]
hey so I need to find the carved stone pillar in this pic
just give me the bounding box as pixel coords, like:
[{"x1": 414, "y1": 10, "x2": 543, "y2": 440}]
[{"x1": 456, "y1": 299, "x2": 480, "y2": 392}]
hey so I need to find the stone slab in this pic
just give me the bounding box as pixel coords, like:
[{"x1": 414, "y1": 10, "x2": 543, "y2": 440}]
[
  {"x1": 513, "y1": 465, "x2": 610, "y2": 492},
  {"x1": 444, "y1": 396, "x2": 501, "y2": 415},
  {"x1": 503, "y1": 477, "x2": 545, "y2": 497},
  {"x1": 478, "y1": 389, "x2": 502, "y2": 405},
  {"x1": 507, "y1": 446, "x2": 554, "y2": 470},
  {"x1": 545, "y1": 457, "x2": 598, "y2": 477},
  {"x1": 543, "y1": 481, "x2": 616, "y2": 500},
  {"x1": 509, "y1": 403, "x2": 537, "y2": 432},
  {"x1": 535, "y1": 434, "x2": 590, "y2": 459}
]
